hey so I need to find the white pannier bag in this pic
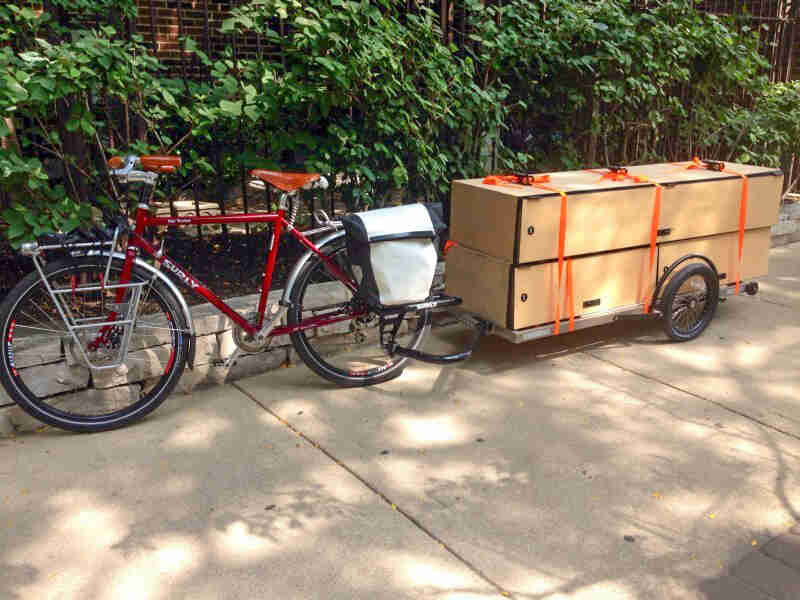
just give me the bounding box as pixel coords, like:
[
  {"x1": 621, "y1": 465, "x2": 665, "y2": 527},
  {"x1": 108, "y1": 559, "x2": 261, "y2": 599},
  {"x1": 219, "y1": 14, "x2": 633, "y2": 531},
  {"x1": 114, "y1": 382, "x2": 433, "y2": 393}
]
[{"x1": 341, "y1": 203, "x2": 443, "y2": 307}]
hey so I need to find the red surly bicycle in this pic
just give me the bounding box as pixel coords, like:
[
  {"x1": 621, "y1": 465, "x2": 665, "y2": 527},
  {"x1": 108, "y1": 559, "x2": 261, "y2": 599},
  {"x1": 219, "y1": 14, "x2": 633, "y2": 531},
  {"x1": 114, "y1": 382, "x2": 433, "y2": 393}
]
[{"x1": 0, "y1": 155, "x2": 480, "y2": 432}]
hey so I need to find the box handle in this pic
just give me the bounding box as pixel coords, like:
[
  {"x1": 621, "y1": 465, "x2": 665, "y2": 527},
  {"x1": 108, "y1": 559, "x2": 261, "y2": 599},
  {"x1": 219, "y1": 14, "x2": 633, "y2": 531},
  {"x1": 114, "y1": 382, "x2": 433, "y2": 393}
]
[{"x1": 583, "y1": 298, "x2": 601, "y2": 308}]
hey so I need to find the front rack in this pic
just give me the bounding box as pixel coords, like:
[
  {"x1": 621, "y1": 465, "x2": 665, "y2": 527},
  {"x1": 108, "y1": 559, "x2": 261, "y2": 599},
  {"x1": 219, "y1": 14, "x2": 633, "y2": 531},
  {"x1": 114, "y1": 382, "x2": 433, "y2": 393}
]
[
  {"x1": 44, "y1": 277, "x2": 148, "y2": 371},
  {"x1": 22, "y1": 226, "x2": 150, "y2": 370}
]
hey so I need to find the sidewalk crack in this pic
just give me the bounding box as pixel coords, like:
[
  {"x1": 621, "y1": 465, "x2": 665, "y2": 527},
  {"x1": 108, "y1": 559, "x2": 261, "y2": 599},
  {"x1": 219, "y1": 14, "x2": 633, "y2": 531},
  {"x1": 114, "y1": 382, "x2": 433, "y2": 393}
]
[
  {"x1": 727, "y1": 570, "x2": 781, "y2": 600},
  {"x1": 582, "y1": 352, "x2": 800, "y2": 443},
  {"x1": 232, "y1": 381, "x2": 517, "y2": 599}
]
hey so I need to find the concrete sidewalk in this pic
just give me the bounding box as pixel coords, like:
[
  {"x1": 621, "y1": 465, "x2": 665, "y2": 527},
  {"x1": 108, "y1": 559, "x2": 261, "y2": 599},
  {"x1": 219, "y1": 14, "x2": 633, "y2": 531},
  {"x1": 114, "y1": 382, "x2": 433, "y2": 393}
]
[{"x1": 2, "y1": 243, "x2": 799, "y2": 599}]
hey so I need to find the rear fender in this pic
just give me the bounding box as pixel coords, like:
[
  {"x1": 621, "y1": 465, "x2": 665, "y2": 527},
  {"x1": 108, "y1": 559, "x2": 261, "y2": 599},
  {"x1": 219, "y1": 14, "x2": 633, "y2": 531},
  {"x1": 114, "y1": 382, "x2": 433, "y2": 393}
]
[{"x1": 281, "y1": 230, "x2": 346, "y2": 306}]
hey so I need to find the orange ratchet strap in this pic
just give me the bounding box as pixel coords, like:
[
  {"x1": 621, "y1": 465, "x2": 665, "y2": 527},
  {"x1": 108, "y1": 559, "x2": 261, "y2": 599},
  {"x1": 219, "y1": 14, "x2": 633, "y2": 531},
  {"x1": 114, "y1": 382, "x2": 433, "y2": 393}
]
[
  {"x1": 530, "y1": 182, "x2": 573, "y2": 335},
  {"x1": 585, "y1": 167, "x2": 650, "y2": 184},
  {"x1": 643, "y1": 184, "x2": 662, "y2": 313},
  {"x1": 483, "y1": 174, "x2": 577, "y2": 334},
  {"x1": 566, "y1": 258, "x2": 575, "y2": 333},
  {"x1": 588, "y1": 168, "x2": 661, "y2": 312},
  {"x1": 482, "y1": 173, "x2": 552, "y2": 186},
  {"x1": 686, "y1": 158, "x2": 749, "y2": 294}
]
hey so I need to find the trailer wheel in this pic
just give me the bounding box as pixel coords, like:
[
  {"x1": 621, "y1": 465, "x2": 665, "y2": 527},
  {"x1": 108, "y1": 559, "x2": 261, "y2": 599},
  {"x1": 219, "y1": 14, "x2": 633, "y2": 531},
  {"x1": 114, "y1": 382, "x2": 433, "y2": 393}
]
[{"x1": 661, "y1": 263, "x2": 719, "y2": 342}]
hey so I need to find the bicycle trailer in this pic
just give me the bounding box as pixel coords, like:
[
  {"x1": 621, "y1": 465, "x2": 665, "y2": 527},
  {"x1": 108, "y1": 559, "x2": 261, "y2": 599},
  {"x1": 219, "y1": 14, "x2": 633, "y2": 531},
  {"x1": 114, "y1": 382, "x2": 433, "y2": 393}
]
[{"x1": 445, "y1": 159, "x2": 783, "y2": 342}]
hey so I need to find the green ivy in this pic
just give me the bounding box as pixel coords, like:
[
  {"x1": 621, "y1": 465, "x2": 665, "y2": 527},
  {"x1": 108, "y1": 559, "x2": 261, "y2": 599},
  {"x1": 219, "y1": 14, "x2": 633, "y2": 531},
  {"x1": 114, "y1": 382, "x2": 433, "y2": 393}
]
[{"x1": 0, "y1": 0, "x2": 794, "y2": 247}]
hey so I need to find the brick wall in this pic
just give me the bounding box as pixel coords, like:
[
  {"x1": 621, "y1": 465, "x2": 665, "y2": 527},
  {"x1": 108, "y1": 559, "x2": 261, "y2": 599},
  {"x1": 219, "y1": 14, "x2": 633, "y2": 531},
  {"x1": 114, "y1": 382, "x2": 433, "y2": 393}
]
[
  {"x1": 133, "y1": 0, "x2": 272, "y2": 77},
  {"x1": 139, "y1": 0, "x2": 798, "y2": 82}
]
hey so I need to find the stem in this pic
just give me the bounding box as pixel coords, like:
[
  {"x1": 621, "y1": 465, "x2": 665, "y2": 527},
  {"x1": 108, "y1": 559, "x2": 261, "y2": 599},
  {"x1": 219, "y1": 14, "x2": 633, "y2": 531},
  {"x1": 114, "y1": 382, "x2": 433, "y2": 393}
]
[
  {"x1": 32, "y1": 116, "x2": 83, "y2": 201},
  {"x1": 124, "y1": 99, "x2": 131, "y2": 146},
  {"x1": 166, "y1": 129, "x2": 194, "y2": 154}
]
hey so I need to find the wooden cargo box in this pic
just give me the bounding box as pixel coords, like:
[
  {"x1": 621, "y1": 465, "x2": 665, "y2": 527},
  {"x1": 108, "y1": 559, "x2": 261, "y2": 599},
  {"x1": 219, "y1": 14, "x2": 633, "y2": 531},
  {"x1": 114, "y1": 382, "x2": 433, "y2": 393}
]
[
  {"x1": 450, "y1": 162, "x2": 782, "y2": 264},
  {"x1": 446, "y1": 228, "x2": 772, "y2": 330}
]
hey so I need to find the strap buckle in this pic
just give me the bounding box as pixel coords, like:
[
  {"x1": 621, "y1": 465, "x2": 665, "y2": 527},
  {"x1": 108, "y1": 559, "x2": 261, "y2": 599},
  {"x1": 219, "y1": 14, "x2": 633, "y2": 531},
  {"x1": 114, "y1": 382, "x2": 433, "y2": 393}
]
[{"x1": 701, "y1": 159, "x2": 725, "y2": 172}]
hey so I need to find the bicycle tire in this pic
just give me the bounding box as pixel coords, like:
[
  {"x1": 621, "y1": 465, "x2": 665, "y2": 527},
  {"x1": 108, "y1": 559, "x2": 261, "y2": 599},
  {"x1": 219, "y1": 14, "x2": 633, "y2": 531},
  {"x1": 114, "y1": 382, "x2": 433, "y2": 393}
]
[
  {"x1": 0, "y1": 256, "x2": 190, "y2": 432},
  {"x1": 288, "y1": 240, "x2": 431, "y2": 387},
  {"x1": 661, "y1": 262, "x2": 719, "y2": 342}
]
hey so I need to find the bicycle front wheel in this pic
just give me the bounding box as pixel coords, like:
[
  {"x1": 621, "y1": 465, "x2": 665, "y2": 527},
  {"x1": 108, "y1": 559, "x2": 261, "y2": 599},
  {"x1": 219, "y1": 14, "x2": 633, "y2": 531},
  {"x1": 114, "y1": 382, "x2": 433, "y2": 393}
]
[
  {"x1": 0, "y1": 257, "x2": 190, "y2": 432},
  {"x1": 288, "y1": 240, "x2": 431, "y2": 387}
]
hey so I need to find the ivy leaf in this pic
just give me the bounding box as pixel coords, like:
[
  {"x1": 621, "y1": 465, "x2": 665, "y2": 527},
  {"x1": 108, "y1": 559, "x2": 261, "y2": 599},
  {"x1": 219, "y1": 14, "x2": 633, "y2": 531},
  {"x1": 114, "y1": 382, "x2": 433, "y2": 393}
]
[
  {"x1": 360, "y1": 166, "x2": 376, "y2": 182},
  {"x1": 391, "y1": 165, "x2": 408, "y2": 187},
  {"x1": 219, "y1": 99, "x2": 242, "y2": 117},
  {"x1": 243, "y1": 105, "x2": 259, "y2": 121},
  {"x1": 161, "y1": 88, "x2": 176, "y2": 106},
  {"x1": 4, "y1": 77, "x2": 28, "y2": 101},
  {"x1": 6, "y1": 221, "x2": 27, "y2": 240},
  {"x1": 19, "y1": 51, "x2": 46, "y2": 63}
]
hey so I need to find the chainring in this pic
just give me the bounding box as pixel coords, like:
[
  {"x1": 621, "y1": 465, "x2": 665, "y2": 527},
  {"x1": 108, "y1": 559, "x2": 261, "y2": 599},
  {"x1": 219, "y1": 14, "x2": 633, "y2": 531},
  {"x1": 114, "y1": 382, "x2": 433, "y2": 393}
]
[{"x1": 233, "y1": 311, "x2": 272, "y2": 352}]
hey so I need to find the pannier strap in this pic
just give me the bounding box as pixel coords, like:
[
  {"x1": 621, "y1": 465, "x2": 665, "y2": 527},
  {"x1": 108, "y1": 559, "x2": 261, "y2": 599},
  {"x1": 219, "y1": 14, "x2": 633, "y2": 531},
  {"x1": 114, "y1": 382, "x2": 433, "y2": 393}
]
[{"x1": 369, "y1": 231, "x2": 437, "y2": 242}]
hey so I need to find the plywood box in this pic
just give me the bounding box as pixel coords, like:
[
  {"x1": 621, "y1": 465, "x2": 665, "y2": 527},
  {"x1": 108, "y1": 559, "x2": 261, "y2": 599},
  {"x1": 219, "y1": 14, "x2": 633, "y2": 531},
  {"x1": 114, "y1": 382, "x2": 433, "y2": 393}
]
[
  {"x1": 446, "y1": 243, "x2": 650, "y2": 330},
  {"x1": 658, "y1": 227, "x2": 771, "y2": 289},
  {"x1": 446, "y1": 227, "x2": 772, "y2": 331},
  {"x1": 451, "y1": 162, "x2": 782, "y2": 264}
]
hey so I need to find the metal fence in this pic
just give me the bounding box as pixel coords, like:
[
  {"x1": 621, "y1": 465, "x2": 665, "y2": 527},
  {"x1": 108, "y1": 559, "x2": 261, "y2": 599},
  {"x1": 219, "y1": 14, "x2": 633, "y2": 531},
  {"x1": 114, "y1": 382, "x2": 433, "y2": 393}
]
[{"x1": 634, "y1": 0, "x2": 800, "y2": 82}]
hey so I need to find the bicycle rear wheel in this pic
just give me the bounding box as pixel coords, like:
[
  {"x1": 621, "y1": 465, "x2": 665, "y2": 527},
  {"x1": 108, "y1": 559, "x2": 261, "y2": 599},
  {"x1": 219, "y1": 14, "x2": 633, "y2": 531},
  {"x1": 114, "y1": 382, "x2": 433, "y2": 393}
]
[
  {"x1": 288, "y1": 240, "x2": 431, "y2": 387},
  {"x1": 0, "y1": 257, "x2": 189, "y2": 432}
]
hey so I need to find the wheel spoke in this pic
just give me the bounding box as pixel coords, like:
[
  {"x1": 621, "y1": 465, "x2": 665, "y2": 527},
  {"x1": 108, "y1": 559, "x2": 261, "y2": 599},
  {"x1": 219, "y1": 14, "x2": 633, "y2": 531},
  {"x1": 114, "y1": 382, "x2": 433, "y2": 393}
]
[
  {"x1": 290, "y1": 243, "x2": 430, "y2": 383},
  {"x1": 2, "y1": 259, "x2": 187, "y2": 430},
  {"x1": 13, "y1": 323, "x2": 69, "y2": 335},
  {"x1": 664, "y1": 268, "x2": 717, "y2": 340}
]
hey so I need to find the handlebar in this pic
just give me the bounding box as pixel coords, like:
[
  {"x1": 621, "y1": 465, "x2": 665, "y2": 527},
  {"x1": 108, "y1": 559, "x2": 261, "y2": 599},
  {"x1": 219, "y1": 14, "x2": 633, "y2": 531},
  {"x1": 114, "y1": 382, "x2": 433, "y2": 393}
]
[
  {"x1": 109, "y1": 155, "x2": 158, "y2": 185},
  {"x1": 108, "y1": 154, "x2": 182, "y2": 185}
]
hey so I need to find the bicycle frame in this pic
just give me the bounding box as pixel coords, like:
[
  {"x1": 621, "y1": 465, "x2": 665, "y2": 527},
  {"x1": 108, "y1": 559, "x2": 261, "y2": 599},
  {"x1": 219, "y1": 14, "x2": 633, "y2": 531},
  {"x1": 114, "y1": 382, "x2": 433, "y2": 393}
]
[{"x1": 118, "y1": 204, "x2": 360, "y2": 337}]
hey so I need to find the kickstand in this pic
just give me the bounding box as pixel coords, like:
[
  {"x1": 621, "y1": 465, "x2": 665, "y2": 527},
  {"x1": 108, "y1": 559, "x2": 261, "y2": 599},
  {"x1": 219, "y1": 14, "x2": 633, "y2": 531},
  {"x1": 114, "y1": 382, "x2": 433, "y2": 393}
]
[{"x1": 213, "y1": 347, "x2": 243, "y2": 368}]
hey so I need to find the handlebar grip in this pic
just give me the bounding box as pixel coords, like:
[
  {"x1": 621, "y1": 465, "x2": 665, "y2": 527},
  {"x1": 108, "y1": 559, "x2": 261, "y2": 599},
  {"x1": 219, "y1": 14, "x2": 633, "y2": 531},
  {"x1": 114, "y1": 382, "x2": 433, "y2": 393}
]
[{"x1": 303, "y1": 176, "x2": 329, "y2": 191}]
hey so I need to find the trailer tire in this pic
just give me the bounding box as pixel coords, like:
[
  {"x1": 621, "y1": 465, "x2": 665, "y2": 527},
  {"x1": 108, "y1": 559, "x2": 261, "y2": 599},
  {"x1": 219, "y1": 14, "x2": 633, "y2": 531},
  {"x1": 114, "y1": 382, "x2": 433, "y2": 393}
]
[{"x1": 661, "y1": 263, "x2": 719, "y2": 342}]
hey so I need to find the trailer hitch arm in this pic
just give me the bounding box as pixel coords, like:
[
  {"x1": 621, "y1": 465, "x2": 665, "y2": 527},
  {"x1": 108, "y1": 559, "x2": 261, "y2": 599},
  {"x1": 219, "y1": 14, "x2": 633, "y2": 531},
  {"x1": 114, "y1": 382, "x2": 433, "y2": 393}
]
[{"x1": 389, "y1": 318, "x2": 489, "y2": 365}]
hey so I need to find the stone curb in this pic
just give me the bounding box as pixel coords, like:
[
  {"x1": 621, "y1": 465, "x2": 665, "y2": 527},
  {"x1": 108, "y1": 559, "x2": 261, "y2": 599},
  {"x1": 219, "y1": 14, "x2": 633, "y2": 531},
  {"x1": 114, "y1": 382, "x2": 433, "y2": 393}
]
[
  {"x1": 771, "y1": 201, "x2": 800, "y2": 247},
  {"x1": 0, "y1": 283, "x2": 345, "y2": 435},
  {"x1": 771, "y1": 231, "x2": 800, "y2": 247}
]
